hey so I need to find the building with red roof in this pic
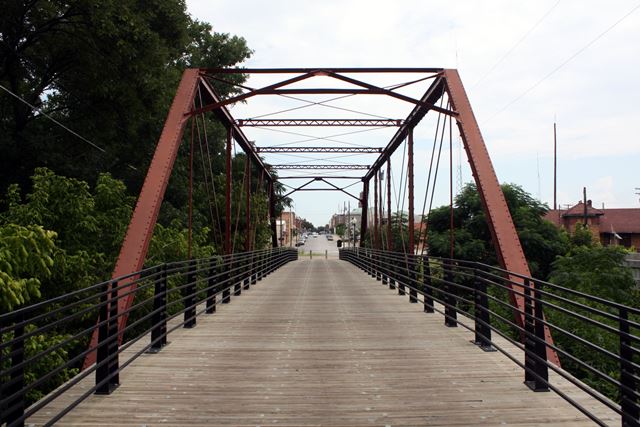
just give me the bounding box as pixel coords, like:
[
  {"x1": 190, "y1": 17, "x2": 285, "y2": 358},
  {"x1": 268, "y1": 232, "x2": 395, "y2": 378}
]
[{"x1": 545, "y1": 200, "x2": 640, "y2": 251}]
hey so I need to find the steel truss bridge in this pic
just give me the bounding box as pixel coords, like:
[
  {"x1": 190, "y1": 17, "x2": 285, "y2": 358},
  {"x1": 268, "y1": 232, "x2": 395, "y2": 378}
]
[{"x1": 1, "y1": 68, "x2": 637, "y2": 427}]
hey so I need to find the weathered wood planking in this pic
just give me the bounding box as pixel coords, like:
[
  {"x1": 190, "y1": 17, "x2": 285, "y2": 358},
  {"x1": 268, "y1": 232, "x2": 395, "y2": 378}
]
[{"x1": 29, "y1": 259, "x2": 618, "y2": 426}]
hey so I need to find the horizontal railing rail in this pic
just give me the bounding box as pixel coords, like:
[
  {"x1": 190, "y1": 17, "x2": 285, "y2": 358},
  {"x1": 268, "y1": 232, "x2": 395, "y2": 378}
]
[
  {"x1": 339, "y1": 247, "x2": 639, "y2": 427},
  {"x1": 0, "y1": 247, "x2": 298, "y2": 427}
]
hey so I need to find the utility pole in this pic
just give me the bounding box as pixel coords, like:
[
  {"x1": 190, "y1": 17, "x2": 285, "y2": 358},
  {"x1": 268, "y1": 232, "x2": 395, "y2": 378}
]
[{"x1": 553, "y1": 122, "x2": 557, "y2": 211}]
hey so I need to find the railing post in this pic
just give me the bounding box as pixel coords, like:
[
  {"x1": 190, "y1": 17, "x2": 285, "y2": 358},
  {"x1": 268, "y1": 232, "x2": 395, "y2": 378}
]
[
  {"x1": 4, "y1": 313, "x2": 25, "y2": 427},
  {"x1": 397, "y1": 255, "x2": 405, "y2": 296},
  {"x1": 619, "y1": 307, "x2": 638, "y2": 426},
  {"x1": 365, "y1": 248, "x2": 373, "y2": 277},
  {"x1": 243, "y1": 254, "x2": 251, "y2": 290},
  {"x1": 444, "y1": 261, "x2": 457, "y2": 327},
  {"x1": 524, "y1": 279, "x2": 548, "y2": 392},
  {"x1": 107, "y1": 280, "x2": 120, "y2": 387},
  {"x1": 183, "y1": 260, "x2": 197, "y2": 328},
  {"x1": 473, "y1": 268, "x2": 494, "y2": 351},
  {"x1": 96, "y1": 280, "x2": 120, "y2": 394},
  {"x1": 206, "y1": 261, "x2": 217, "y2": 314},
  {"x1": 222, "y1": 259, "x2": 231, "y2": 303},
  {"x1": 382, "y1": 252, "x2": 388, "y2": 285},
  {"x1": 389, "y1": 253, "x2": 396, "y2": 290},
  {"x1": 251, "y1": 252, "x2": 258, "y2": 284},
  {"x1": 409, "y1": 254, "x2": 418, "y2": 303},
  {"x1": 257, "y1": 251, "x2": 264, "y2": 282},
  {"x1": 149, "y1": 264, "x2": 169, "y2": 352},
  {"x1": 234, "y1": 254, "x2": 242, "y2": 296},
  {"x1": 423, "y1": 255, "x2": 433, "y2": 312}
]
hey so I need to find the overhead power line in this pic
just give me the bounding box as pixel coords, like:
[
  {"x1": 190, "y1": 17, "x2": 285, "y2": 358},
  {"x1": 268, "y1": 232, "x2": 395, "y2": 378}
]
[
  {"x1": 0, "y1": 83, "x2": 138, "y2": 170},
  {"x1": 484, "y1": 2, "x2": 640, "y2": 123},
  {"x1": 472, "y1": 0, "x2": 562, "y2": 89}
]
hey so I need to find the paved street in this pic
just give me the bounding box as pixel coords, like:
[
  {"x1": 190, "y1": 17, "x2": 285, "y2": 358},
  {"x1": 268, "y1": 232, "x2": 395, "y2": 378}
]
[{"x1": 293, "y1": 233, "x2": 353, "y2": 256}]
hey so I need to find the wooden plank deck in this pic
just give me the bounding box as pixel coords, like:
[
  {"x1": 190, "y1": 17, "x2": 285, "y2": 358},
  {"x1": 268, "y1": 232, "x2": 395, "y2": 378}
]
[{"x1": 29, "y1": 259, "x2": 618, "y2": 426}]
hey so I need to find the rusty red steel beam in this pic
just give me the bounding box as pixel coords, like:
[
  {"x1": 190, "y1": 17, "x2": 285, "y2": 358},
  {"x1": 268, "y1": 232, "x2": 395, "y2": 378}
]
[
  {"x1": 270, "y1": 88, "x2": 455, "y2": 116},
  {"x1": 360, "y1": 179, "x2": 369, "y2": 248},
  {"x1": 267, "y1": 88, "x2": 386, "y2": 95},
  {"x1": 319, "y1": 178, "x2": 362, "y2": 202},
  {"x1": 203, "y1": 67, "x2": 445, "y2": 74},
  {"x1": 198, "y1": 87, "x2": 455, "y2": 117},
  {"x1": 278, "y1": 187, "x2": 361, "y2": 200},
  {"x1": 276, "y1": 175, "x2": 362, "y2": 180},
  {"x1": 364, "y1": 76, "x2": 446, "y2": 180},
  {"x1": 82, "y1": 69, "x2": 202, "y2": 369},
  {"x1": 189, "y1": 70, "x2": 320, "y2": 116},
  {"x1": 238, "y1": 119, "x2": 402, "y2": 127},
  {"x1": 225, "y1": 127, "x2": 233, "y2": 255},
  {"x1": 386, "y1": 160, "x2": 392, "y2": 251},
  {"x1": 269, "y1": 181, "x2": 278, "y2": 247},
  {"x1": 374, "y1": 172, "x2": 379, "y2": 249},
  {"x1": 257, "y1": 146, "x2": 381, "y2": 153},
  {"x1": 197, "y1": 77, "x2": 272, "y2": 181},
  {"x1": 277, "y1": 178, "x2": 319, "y2": 200},
  {"x1": 245, "y1": 158, "x2": 252, "y2": 251},
  {"x1": 325, "y1": 71, "x2": 455, "y2": 117},
  {"x1": 443, "y1": 69, "x2": 559, "y2": 366},
  {"x1": 272, "y1": 164, "x2": 370, "y2": 170},
  {"x1": 378, "y1": 170, "x2": 383, "y2": 249},
  {"x1": 408, "y1": 127, "x2": 415, "y2": 254}
]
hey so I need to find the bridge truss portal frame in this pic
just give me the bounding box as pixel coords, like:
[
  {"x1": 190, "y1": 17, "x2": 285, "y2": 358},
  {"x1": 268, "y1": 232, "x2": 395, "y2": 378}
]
[{"x1": 84, "y1": 67, "x2": 559, "y2": 368}]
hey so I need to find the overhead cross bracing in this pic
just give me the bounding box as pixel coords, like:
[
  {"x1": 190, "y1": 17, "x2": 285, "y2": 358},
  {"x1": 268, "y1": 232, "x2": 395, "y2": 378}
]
[
  {"x1": 196, "y1": 68, "x2": 452, "y2": 190},
  {"x1": 238, "y1": 119, "x2": 402, "y2": 127},
  {"x1": 272, "y1": 164, "x2": 370, "y2": 170},
  {"x1": 258, "y1": 147, "x2": 382, "y2": 153}
]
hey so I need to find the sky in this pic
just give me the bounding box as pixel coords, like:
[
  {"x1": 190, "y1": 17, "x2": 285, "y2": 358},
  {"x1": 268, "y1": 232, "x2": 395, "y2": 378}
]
[{"x1": 187, "y1": 0, "x2": 640, "y2": 226}]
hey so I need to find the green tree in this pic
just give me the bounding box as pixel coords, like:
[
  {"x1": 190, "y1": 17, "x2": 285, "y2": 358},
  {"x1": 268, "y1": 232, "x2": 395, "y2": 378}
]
[
  {"x1": 547, "y1": 240, "x2": 637, "y2": 400},
  {"x1": 0, "y1": 224, "x2": 56, "y2": 311},
  {"x1": 1, "y1": 1, "x2": 252, "y2": 195},
  {"x1": 425, "y1": 183, "x2": 568, "y2": 278},
  {"x1": 1, "y1": 168, "x2": 134, "y2": 298}
]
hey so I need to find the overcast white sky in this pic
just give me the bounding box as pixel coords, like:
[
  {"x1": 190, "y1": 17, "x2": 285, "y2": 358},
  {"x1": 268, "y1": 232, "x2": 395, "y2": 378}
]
[{"x1": 187, "y1": 0, "x2": 640, "y2": 226}]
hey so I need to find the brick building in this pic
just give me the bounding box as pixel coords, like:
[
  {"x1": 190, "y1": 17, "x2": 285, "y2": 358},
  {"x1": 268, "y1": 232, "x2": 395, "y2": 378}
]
[
  {"x1": 276, "y1": 211, "x2": 297, "y2": 247},
  {"x1": 545, "y1": 200, "x2": 640, "y2": 251}
]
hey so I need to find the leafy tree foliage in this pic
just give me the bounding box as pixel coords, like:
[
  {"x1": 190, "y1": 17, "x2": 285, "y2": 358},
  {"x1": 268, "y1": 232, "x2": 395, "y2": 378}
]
[
  {"x1": 300, "y1": 219, "x2": 314, "y2": 231},
  {"x1": 546, "y1": 229, "x2": 638, "y2": 400},
  {"x1": 0, "y1": 224, "x2": 55, "y2": 311},
  {"x1": 0, "y1": 0, "x2": 252, "y2": 194},
  {"x1": 1, "y1": 168, "x2": 134, "y2": 299},
  {"x1": 426, "y1": 183, "x2": 568, "y2": 278}
]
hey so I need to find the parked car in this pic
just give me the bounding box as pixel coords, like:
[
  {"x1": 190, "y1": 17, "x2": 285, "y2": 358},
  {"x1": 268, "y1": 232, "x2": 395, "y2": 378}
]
[
  {"x1": 295, "y1": 240, "x2": 305, "y2": 247},
  {"x1": 327, "y1": 235, "x2": 334, "y2": 241}
]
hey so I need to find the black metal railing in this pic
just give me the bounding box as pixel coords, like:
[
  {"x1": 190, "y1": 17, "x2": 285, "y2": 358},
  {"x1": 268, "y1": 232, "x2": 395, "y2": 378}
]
[
  {"x1": 0, "y1": 247, "x2": 297, "y2": 427},
  {"x1": 340, "y1": 247, "x2": 639, "y2": 427}
]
